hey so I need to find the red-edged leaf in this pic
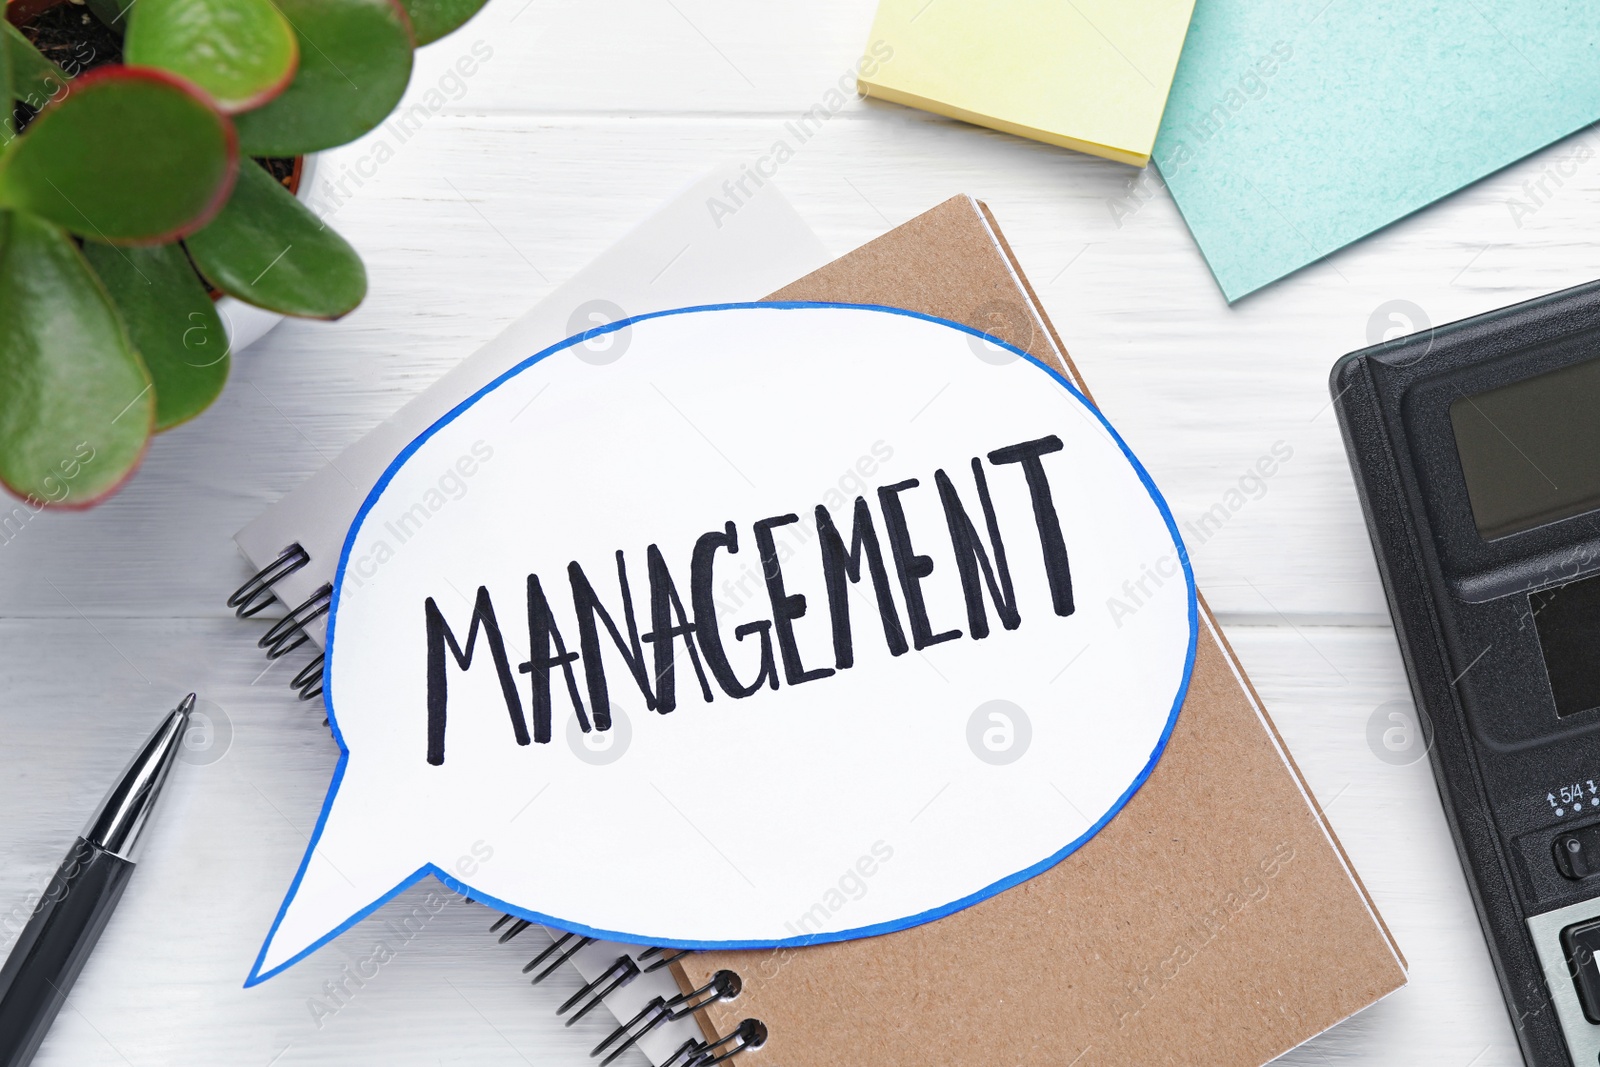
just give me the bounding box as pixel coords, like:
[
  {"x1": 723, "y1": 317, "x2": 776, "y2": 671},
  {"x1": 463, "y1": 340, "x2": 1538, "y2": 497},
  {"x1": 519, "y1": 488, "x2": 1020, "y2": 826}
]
[
  {"x1": 0, "y1": 66, "x2": 238, "y2": 243},
  {"x1": 186, "y1": 158, "x2": 366, "y2": 319},
  {"x1": 125, "y1": 0, "x2": 300, "y2": 113},
  {"x1": 232, "y1": 0, "x2": 413, "y2": 156}
]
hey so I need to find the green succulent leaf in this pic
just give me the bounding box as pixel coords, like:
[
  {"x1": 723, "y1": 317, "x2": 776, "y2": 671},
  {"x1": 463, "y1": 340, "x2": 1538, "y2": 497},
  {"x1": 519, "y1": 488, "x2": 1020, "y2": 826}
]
[
  {"x1": 232, "y1": 0, "x2": 413, "y2": 156},
  {"x1": 125, "y1": 0, "x2": 300, "y2": 112},
  {"x1": 83, "y1": 240, "x2": 229, "y2": 430},
  {"x1": 3, "y1": 20, "x2": 70, "y2": 115},
  {"x1": 0, "y1": 211, "x2": 154, "y2": 505},
  {"x1": 186, "y1": 159, "x2": 366, "y2": 319},
  {"x1": 397, "y1": 0, "x2": 490, "y2": 46},
  {"x1": 0, "y1": 68, "x2": 238, "y2": 243},
  {"x1": 0, "y1": 23, "x2": 11, "y2": 138}
]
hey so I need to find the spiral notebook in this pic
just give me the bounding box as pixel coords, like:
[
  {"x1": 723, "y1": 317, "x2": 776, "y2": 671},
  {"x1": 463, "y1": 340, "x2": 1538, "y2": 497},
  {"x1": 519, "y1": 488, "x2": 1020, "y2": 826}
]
[
  {"x1": 231, "y1": 177, "x2": 1407, "y2": 1065},
  {"x1": 231, "y1": 164, "x2": 832, "y2": 1065}
]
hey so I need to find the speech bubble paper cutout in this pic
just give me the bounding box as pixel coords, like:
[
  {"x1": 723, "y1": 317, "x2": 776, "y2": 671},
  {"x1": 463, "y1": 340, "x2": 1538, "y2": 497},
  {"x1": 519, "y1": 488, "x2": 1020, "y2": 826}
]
[{"x1": 248, "y1": 303, "x2": 1196, "y2": 984}]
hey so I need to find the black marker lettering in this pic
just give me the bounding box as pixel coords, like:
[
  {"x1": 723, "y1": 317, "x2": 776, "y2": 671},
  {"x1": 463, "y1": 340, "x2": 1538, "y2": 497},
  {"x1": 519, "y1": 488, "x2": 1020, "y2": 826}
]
[
  {"x1": 877, "y1": 479, "x2": 962, "y2": 650},
  {"x1": 936, "y1": 459, "x2": 1019, "y2": 638},
  {"x1": 419, "y1": 436, "x2": 1088, "y2": 761},
  {"x1": 424, "y1": 587, "x2": 528, "y2": 766},
  {"x1": 691, "y1": 522, "x2": 778, "y2": 697},
  {"x1": 520, "y1": 573, "x2": 587, "y2": 743},
  {"x1": 987, "y1": 435, "x2": 1074, "y2": 616},
  {"x1": 642, "y1": 544, "x2": 714, "y2": 713},
  {"x1": 815, "y1": 498, "x2": 907, "y2": 667},
  {"x1": 569, "y1": 551, "x2": 656, "y2": 730},
  {"x1": 753, "y1": 514, "x2": 834, "y2": 686}
]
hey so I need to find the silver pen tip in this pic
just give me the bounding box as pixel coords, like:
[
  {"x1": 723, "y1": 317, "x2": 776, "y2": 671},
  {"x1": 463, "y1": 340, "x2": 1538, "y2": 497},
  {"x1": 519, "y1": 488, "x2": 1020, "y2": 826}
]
[{"x1": 82, "y1": 696, "x2": 199, "y2": 858}]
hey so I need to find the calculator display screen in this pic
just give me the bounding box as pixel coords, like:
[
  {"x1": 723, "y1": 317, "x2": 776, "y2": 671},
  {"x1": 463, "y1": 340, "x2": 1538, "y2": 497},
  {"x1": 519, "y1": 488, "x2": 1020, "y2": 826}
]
[
  {"x1": 1449, "y1": 356, "x2": 1600, "y2": 540},
  {"x1": 1531, "y1": 572, "x2": 1600, "y2": 717}
]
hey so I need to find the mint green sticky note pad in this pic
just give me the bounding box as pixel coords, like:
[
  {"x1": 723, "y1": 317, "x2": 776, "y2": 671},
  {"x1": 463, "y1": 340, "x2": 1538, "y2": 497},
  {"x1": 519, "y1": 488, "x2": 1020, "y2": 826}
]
[{"x1": 1154, "y1": 1, "x2": 1600, "y2": 302}]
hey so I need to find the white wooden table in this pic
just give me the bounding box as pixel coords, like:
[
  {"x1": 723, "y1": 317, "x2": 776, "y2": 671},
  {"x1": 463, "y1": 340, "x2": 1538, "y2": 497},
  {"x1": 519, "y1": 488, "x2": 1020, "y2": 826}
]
[{"x1": 6, "y1": 1, "x2": 1597, "y2": 1063}]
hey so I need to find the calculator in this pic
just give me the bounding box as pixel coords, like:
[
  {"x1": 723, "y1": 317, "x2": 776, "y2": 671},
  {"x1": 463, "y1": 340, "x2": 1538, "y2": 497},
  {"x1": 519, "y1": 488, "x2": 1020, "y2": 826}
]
[{"x1": 1335, "y1": 279, "x2": 1600, "y2": 1066}]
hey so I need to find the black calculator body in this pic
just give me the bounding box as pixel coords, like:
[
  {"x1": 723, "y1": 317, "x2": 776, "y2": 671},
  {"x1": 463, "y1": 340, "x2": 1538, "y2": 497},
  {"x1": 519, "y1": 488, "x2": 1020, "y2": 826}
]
[{"x1": 1334, "y1": 279, "x2": 1600, "y2": 1066}]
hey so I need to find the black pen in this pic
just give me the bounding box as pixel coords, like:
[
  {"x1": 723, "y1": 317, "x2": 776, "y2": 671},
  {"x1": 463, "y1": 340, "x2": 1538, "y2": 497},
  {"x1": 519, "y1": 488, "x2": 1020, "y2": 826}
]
[{"x1": 0, "y1": 694, "x2": 194, "y2": 1067}]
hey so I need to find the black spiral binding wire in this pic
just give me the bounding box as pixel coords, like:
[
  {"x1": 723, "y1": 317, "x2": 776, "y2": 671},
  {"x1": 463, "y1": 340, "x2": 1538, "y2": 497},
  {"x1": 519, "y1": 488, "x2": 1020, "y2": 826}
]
[
  {"x1": 259, "y1": 583, "x2": 332, "y2": 659},
  {"x1": 671, "y1": 1019, "x2": 767, "y2": 1067},
  {"x1": 637, "y1": 946, "x2": 691, "y2": 973},
  {"x1": 291, "y1": 654, "x2": 326, "y2": 702},
  {"x1": 228, "y1": 544, "x2": 330, "y2": 702},
  {"x1": 524, "y1": 932, "x2": 597, "y2": 983},
  {"x1": 591, "y1": 971, "x2": 736, "y2": 1066},
  {"x1": 227, "y1": 543, "x2": 309, "y2": 617},
  {"x1": 561, "y1": 955, "x2": 640, "y2": 1027},
  {"x1": 489, "y1": 915, "x2": 765, "y2": 1065}
]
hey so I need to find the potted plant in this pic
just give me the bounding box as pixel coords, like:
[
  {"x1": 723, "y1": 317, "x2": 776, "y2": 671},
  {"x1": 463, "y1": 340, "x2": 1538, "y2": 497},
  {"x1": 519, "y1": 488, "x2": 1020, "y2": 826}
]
[{"x1": 0, "y1": 0, "x2": 491, "y2": 506}]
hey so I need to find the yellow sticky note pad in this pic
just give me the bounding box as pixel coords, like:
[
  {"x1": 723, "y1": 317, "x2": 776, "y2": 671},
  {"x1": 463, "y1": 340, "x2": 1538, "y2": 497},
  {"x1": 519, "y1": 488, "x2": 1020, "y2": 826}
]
[{"x1": 858, "y1": 0, "x2": 1196, "y2": 166}]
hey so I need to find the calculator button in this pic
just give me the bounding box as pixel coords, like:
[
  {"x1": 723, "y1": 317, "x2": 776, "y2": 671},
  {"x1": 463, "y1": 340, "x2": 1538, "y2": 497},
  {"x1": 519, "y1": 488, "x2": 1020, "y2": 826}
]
[
  {"x1": 1555, "y1": 826, "x2": 1600, "y2": 880},
  {"x1": 1560, "y1": 918, "x2": 1600, "y2": 1023}
]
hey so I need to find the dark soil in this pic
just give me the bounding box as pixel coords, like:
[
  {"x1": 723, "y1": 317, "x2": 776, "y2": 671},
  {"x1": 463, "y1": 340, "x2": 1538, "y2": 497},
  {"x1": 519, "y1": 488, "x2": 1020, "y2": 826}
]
[
  {"x1": 13, "y1": 2, "x2": 300, "y2": 194},
  {"x1": 259, "y1": 155, "x2": 298, "y2": 191},
  {"x1": 19, "y1": 3, "x2": 120, "y2": 74}
]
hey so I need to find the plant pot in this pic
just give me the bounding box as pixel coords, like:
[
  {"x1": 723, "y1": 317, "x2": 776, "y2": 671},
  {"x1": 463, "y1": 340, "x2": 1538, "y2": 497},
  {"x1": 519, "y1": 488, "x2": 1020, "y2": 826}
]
[{"x1": 215, "y1": 153, "x2": 320, "y2": 354}]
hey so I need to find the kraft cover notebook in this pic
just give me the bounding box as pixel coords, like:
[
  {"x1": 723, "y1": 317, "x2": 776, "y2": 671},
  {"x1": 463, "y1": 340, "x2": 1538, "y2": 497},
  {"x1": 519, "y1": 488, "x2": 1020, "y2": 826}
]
[{"x1": 666, "y1": 198, "x2": 1407, "y2": 1064}]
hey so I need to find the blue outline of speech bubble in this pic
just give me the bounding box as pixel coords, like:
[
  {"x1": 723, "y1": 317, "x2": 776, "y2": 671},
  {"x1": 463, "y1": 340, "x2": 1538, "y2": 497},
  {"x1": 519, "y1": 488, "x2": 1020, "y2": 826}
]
[{"x1": 245, "y1": 302, "x2": 1198, "y2": 986}]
